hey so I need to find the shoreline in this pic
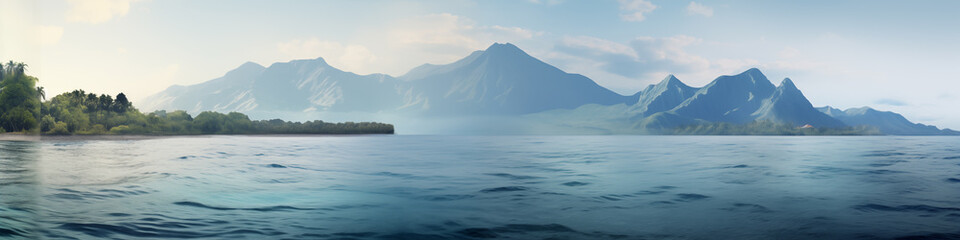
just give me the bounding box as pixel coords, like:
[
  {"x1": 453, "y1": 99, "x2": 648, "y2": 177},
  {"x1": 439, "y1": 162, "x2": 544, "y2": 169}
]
[
  {"x1": 0, "y1": 134, "x2": 41, "y2": 142},
  {"x1": 0, "y1": 133, "x2": 395, "y2": 141}
]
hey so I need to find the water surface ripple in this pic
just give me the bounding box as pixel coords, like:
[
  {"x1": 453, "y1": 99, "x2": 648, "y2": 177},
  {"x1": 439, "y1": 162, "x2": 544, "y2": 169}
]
[{"x1": 2, "y1": 136, "x2": 960, "y2": 239}]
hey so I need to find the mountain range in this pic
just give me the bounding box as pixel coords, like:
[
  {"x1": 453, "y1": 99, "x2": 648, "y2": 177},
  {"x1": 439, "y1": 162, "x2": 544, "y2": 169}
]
[{"x1": 140, "y1": 43, "x2": 957, "y2": 135}]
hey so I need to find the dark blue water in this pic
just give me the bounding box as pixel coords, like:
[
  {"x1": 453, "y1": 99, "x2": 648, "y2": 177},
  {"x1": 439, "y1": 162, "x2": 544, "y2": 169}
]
[{"x1": 2, "y1": 136, "x2": 960, "y2": 239}]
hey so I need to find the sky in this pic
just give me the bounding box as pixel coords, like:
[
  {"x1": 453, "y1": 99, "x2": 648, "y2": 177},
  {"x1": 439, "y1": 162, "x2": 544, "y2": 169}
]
[{"x1": 2, "y1": 0, "x2": 960, "y2": 129}]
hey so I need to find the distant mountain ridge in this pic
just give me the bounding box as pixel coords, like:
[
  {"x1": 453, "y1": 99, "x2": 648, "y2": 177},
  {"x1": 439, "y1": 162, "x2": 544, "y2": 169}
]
[
  {"x1": 143, "y1": 43, "x2": 634, "y2": 116},
  {"x1": 628, "y1": 69, "x2": 847, "y2": 131},
  {"x1": 817, "y1": 106, "x2": 957, "y2": 135},
  {"x1": 141, "y1": 42, "x2": 956, "y2": 135}
]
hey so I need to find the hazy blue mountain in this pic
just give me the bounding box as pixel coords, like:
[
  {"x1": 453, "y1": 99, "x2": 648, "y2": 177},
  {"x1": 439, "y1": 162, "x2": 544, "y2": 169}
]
[
  {"x1": 399, "y1": 43, "x2": 637, "y2": 115},
  {"x1": 143, "y1": 43, "x2": 635, "y2": 116},
  {"x1": 669, "y1": 68, "x2": 776, "y2": 123},
  {"x1": 817, "y1": 106, "x2": 959, "y2": 135},
  {"x1": 142, "y1": 58, "x2": 403, "y2": 114},
  {"x1": 249, "y1": 57, "x2": 401, "y2": 112},
  {"x1": 632, "y1": 69, "x2": 845, "y2": 130},
  {"x1": 140, "y1": 42, "x2": 955, "y2": 135},
  {"x1": 631, "y1": 74, "x2": 699, "y2": 116},
  {"x1": 140, "y1": 62, "x2": 265, "y2": 113},
  {"x1": 751, "y1": 78, "x2": 845, "y2": 128}
]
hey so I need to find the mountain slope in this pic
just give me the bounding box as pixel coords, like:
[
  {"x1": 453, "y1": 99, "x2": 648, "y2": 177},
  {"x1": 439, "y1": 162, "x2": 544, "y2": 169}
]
[
  {"x1": 751, "y1": 78, "x2": 846, "y2": 128},
  {"x1": 631, "y1": 75, "x2": 699, "y2": 116},
  {"x1": 142, "y1": 58, "x2": 403, "y2": 113},
  {"x1": 669, "y1": 68, "x2": 776, "y2": 123},
  {"x1": 249, "y1": 57, "x2": 401, "y2": 112},
  {"x1": 399, "y1": 43, "x2": 636, "y2": 115},
  {"x1": 140, "y1": 62, "x2": 265, "y2": 113},
  {"x1": 817, "y1": 106, "x2": 958, "y2": 135}
]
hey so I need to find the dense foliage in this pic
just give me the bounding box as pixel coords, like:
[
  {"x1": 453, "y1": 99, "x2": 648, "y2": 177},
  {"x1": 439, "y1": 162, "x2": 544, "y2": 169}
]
[
  {"x1": 1, "y1": 61, "x2": 393, "y2": 135},
  {"x1": 669, "y1": 121, "x2": 880, "y2": 135},
  {"x1": 0, "y1": 61, "x2": 42, "y2": 133},
  {"x1": 37, "y1": 90, "x2": 393, "y2": 135}
]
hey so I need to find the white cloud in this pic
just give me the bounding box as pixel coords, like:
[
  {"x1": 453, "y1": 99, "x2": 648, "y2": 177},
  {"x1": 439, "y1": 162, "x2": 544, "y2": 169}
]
[
  {"x1": 339, "y1": 45, "x2": 377, "y2": 71},
  {"x1": 66, "y1": 0, "x2": 133, "y2": 24},
  {"x1": 686, "y1": 2, "x2": 713, "y2": 17},
  {"x1": 390, "y1": 13, "x2": 481, "y2": 50},
  {"x1": 388, "y1": 13, "x2": 537, "y2": 51},
  {"x1": 489, "y1": 25, "x2": 539, "y2": 39},
  {"x1": 561, "y1": 36, "x2": 637, "y2": 58},
  {"x1": 385, "y1": 13, "x2": 541, "y2": 65},
  {"x1": 555, "y1": 36, "x2": 642, "y2": 79},
  {"x1": 554, "y1": 35, "x2": 766, "y2": 89},
  {"x1": 37, "y1": 25, "x2": 64, "y2": 46},
  {"x1": 631, "y1": 35, "x2": 710, "y2": 71},
  {"x1": 267, "y1": 13, "x2": 543, "y2": 76},
  {"x1": 618, "y1": 0, "x2": 657, "y2": 22},
  {"x1": 276, "y1": 38, "x2": 377, "y2": 73}
]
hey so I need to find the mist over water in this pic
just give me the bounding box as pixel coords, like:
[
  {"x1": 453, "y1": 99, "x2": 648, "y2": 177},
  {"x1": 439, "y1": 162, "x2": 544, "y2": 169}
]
[{"x1": 2, "y1": 136, "x2": 960, "y2": 239}]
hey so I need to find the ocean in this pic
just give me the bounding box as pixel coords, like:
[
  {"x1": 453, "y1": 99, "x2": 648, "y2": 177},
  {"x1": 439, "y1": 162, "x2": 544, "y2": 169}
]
[{"x1": 2, "y1": 135, "x2": 959, "y2": 239}]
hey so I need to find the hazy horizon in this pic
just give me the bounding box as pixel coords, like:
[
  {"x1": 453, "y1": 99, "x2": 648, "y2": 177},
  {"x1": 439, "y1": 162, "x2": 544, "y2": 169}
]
[{"x1": 3, "y1": 0, "x2": 959, "y2": 129}]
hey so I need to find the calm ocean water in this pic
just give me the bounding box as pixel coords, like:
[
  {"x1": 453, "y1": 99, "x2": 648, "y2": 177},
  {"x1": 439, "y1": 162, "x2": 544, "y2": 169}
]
[{"x1": 2, "y1": 135, "x2": 960, "y2": 239}]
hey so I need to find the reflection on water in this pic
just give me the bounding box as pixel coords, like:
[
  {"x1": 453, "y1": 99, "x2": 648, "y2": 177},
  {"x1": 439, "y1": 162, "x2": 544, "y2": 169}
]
[
  {"x1": 2, "y1": 136, "x2": 960, "y2": 239},
  {"x1": 0, "y1": 141, "x2": 40, "y2": 238}
]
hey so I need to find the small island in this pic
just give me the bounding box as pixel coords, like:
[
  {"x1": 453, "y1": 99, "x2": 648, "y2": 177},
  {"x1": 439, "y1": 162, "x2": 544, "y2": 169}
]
[{"x1": 0, "y1": 61, "x2": 393, "y2": 136}]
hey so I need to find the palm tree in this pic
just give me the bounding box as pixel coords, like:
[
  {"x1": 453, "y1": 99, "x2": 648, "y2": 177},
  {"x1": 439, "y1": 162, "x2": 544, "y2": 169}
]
[
  {"x1": 36, "y1": 86, "x2": 45, "y2": 101},
  {"x1": 4, "y1": 61, "x2": 14, "y2": 75},
  {"x1": 14, "y1": 62, "x2": 27, "y2": 76}
]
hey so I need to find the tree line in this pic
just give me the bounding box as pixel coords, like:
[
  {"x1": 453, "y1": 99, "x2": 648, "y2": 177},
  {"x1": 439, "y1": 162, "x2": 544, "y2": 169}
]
[{"x1": 0, "y1": 61, "x2": 393, "y2": 135}]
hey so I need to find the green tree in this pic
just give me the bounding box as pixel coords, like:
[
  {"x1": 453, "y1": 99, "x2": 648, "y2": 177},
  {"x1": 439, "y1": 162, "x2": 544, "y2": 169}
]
[
  {"x1": 193, "y1": 111, "x2": 226, "y2": 134},
  {"x1": 36, "y1": 86, "x2": 45, "y2": 101},
  {"x1": 0, "y1": 108, "x2": 37, "y2": 132},
  {"x1": 0, "y1": 61, "x2": 41, "y2": 132},
  {"x1": 115, "y1": 92, "x2": 130, "y2": 112},
  {"x1": 224, "y1": 112, "x2": 253, "y2": 133},
  {"x1": 40, "y1": 115, "x2": 56, "y2": 132},
  {"x1": 48, "y1": 121, "x2": 70, "y2": 135},
  {"x1": 98, "y1": 94, "x2": 113, "y2": 111}
]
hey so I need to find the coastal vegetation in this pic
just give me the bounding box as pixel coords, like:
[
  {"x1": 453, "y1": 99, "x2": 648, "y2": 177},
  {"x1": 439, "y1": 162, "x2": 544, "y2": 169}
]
[
  {"x1": 0, "y1": 61, "x2": 393, "y2": 135},
  {"x1": 0, "y1": 61, "x2": 42, "y2": 133}
]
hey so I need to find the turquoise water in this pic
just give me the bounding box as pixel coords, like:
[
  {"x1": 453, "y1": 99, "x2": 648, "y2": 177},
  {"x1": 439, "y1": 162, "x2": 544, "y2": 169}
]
[{"x1": 2, "y1": 136, "x2": 960, "y2": 239}]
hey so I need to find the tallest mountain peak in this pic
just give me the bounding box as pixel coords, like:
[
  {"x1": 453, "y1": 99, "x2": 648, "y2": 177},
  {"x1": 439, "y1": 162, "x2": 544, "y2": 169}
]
[
  {"x1": 482, "y1": 42, "x2": 528, "y2": 57},
  {"x1": 485, "y1": 42, "x2": 520, "y2": 51}
]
